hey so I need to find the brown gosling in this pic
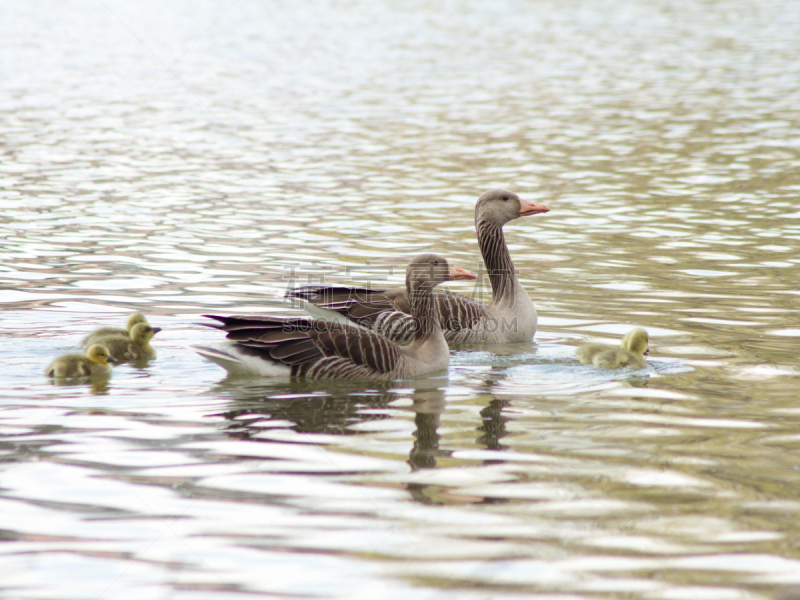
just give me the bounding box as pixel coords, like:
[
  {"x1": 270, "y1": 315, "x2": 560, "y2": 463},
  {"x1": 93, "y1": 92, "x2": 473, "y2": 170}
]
[
  {"x1": 577, "y1": 328, "x2": 649, "y2": 369},
  {"x1": 93, "y1": 322, "x2": 161, "y2": 362},
  {"x1": 45, "y1": 344, "x2": 116, "y2": 378},
  {"x1": 81, "y1": 313, "x2": 150, "y2": 349}
]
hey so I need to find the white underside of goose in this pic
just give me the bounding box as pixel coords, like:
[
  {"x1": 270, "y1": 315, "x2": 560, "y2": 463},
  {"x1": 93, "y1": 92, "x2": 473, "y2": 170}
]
[{"x1": 193, "y1": 344, "x2": 292, "y2": 377}]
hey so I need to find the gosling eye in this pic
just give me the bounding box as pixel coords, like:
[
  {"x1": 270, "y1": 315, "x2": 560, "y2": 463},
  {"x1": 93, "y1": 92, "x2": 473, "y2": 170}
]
[
  {"x1": 502, "y1": 195, "x2": 509, "y2": 201},
  {"x1": 433, "y1": 260, "x2": 439, "y2": 265}
]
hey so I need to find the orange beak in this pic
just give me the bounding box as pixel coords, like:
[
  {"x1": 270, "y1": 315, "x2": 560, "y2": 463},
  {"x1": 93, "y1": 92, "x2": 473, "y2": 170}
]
[
  {"x1": 519, "y1": 198, "x2": 550, "y2": 217},
  {"x1": 449, "y1": 265, "x2": 477, "y2": 280}
]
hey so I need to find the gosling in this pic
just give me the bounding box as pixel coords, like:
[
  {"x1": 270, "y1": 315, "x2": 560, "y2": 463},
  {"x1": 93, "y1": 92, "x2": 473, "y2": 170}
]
[
  {"x1": 92, "y1": 322, "x2": 161, "y2": 362},
  {"x1": 577, "y1": 328, "x2": 649, "y2": 369},
  {"x1": 81, "y1": 313, "x2": 150, "y2": 348},
  {"x1": 45, "y1": 344, "x2": 116, "y2": 378}
]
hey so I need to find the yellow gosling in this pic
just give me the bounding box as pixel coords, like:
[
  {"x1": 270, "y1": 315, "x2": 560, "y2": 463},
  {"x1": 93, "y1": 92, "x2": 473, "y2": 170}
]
[
  {"x1": 81, "y1": 313, "x2": 150, "y2": 348},
  {"x1": 45, "y1": 344, "x2": 116, "y2": 378},
  {"x1": 577, "y1": 328, "x2": 649, "y2": 369},
  {"x1": 93, "y1": 322, "x2": 161, "y2": 362}
]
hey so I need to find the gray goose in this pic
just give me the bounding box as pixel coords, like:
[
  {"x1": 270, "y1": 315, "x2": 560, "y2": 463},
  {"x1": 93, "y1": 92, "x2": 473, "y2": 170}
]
[
  {"x1": 195, "y1": 254, "x2": 476, "y2": 379},
  {"x1": 45, "y1": 344, "x2": 116, "y2": 378},
  {"x1": 288, "y1": 190, "x2": 549, "y2": 344}
]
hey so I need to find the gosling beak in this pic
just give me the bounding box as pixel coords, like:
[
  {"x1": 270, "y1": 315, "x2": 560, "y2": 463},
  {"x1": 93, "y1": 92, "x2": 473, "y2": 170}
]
[
  {"x1": 644, "y1": 349, "x2": 650, "y2": 356},
  {"x1": 518, "y1": 198, "x2": 550, "y2": 217},
  {"x1": 449, "y1": 265, "x2": 477, "y2": 280},
  {"x1": 152, "y1": 327, "x2": 163, "y2": 335},
  {"x1": 107, "y1": 356, "x2": 117, "y2": 364}
]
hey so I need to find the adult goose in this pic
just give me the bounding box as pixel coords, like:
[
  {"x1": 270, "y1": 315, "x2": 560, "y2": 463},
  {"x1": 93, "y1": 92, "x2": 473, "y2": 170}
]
[
  {"x1": 195, "y1": 254, "x2": 475, "y2": 380},
  {"x1": 287, "y1": 190, "x2": 549, "y2": 344}
]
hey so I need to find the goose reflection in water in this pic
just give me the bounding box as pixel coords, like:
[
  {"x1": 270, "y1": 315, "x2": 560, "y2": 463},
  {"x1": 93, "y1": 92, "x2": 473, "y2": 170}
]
[
  {"x1": 49, "y1": 377, "x2": 111, "y2": 395},
  {"x1": 209, "y1": 377, "x2": 520, "y2": 505},
  {"x1": 407, "y1": 382, "x2": 447, "y2": 471},
  {"x1": 212, "y1": 379, "x2": 397, "y2": 438}
]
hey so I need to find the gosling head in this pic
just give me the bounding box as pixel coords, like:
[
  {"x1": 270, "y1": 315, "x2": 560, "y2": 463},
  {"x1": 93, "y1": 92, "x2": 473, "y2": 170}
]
[
  {"x1": 126, "y1": 313, "x2": 148, "y2": 331},
  {"x1": 622, "y1": 328, "x2": 649, "y2": 356},
  {"x1": 406, "y1": 253, "x2": 476, "y2": 291},
  {"x1": 87, "y1": 344, "x2": 116, "y2": 366},
  {"x1": 475, "y1": 189, "x2": 550, "y2": 229},
  {"x1": 130, "y1": 322, "x2": 162, "y2": 344}
]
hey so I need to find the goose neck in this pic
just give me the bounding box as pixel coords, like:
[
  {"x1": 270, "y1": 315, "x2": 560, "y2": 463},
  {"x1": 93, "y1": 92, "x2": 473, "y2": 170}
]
[
  {"x1": 476, "y1": 220, "x2": 517, "y2": 303},
  {"x1": 408, "y1": 281, "x2": 439, "y2": 342}
]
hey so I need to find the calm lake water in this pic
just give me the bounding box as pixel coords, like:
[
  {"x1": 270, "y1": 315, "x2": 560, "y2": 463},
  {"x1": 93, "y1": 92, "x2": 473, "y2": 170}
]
[{"x1": 2, "y1": 0, "x2": 800, "y2": 598}]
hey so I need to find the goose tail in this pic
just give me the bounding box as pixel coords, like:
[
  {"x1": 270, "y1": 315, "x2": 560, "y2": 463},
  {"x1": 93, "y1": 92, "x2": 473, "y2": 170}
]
[{"x1": 192, "y1": 344, "x2": 291, "y2": 377}]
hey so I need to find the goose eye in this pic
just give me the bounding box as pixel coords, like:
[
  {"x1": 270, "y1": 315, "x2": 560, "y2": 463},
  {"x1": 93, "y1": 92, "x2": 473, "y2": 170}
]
[
  {"x1": 502, "y1": 195, "x2": 509, "y2": 201},
  {"x1": 433, "y1": 260, "x2": 439, "y2": 265}
]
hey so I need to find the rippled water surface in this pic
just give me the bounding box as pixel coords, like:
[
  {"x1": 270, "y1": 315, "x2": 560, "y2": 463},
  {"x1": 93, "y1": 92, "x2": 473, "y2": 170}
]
[{"x1": 3, "y1": 0, "x2": 800, "y2": 598}]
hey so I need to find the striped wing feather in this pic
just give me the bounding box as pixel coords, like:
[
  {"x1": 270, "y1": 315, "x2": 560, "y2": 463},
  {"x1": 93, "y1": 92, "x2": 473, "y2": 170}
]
[
  {"x1": 203, "y1": 314, "x2": 401, "y2": 377},
  {"x1": 289, "y1": 286, "x2": 394, "y2": 326},
  {"x1": 287, "y1": 286, "x2": 488, "y2": 340}
]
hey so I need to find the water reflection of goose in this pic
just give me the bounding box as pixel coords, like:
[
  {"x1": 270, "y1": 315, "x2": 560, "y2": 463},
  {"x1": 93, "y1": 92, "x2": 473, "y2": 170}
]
[
  {"x1": 407, "y1": 381, "x2": 448, "y2": 471},
  {"x1": 477, "y1": 397, "x2": 511, "y2": 453},
  {"x1": 288, "y1": 190, "x2": 549, "y2": 345},
  {"x1": 215, "y1": 380, "x2": 397, "y2": 436},
  {"x1": 196, "y1": 254, "x2": 475, "y2": 380}
]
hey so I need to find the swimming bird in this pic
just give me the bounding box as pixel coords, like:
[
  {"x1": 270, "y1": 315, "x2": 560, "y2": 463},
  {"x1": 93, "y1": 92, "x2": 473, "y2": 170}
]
[
  {"x1": 81, "y1": 313, "x2": 150, "y2": 348},
  {"x1": 287, "y1": 190, "x2": 549, "y2": 344},
  {"x1": 195, "y1": 254, "x2": 476, "y2": 379},
  {"x1": 45, "y1": 344, "x2": 116, "y2": 378},
  {"x1": 91, "y1": 322, "x2": 161, "y2": 362},
  {"x1": 577, "y1": 328, "x2": 649, "y2": 369}
]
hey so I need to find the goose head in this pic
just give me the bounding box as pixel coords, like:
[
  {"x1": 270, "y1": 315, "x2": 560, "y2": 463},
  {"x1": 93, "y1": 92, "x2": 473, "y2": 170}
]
[
  {"x1": 126, "y1": 313, "x2": 148, "y2": 331},
  {"x1": 87, "y1": 344, "x2": 116, "y2": 366},
  {"x1": 475, "y1": 189, "x2": 550, "y2": 228},
  {"x1": 406, "y1": 253, "x2": 476, "y2": 290},
  {"x1": 622, "y1": 328, "x2": 649, "y2": 356},
  {"x1": 130, "y1": 322, "x2": 163, "y2": 344}
]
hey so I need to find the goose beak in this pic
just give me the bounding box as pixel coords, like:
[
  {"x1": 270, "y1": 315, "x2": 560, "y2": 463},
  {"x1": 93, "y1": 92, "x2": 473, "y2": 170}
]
[
  {"x1": 644, "y1": 349, "x2": 649, "y2": 356},
  {"x1": 449, "y1": 265, "x2": 477, "y2": 280},
  {"x1": 107, "y1": 356, "x2": 117, "y2": 364},
  {"x1": 519, "y1": 198, "x2": 550, "y2": 217},
  {"x1": 152, "y1": 327, "x2": 163, "y2": 335}
]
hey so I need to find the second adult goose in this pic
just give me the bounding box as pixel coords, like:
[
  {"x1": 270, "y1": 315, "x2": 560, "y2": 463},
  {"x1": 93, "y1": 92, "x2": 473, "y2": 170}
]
[
  {"x1": 195, "y1": 254, "x2": 476, "y2": 380},
  {"x1": 288, "y1": 190, "x2": 549, "y2": 344}
]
